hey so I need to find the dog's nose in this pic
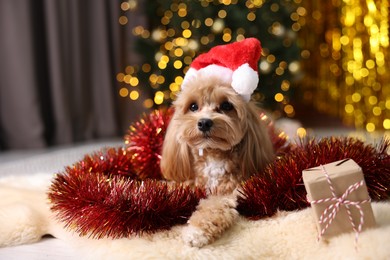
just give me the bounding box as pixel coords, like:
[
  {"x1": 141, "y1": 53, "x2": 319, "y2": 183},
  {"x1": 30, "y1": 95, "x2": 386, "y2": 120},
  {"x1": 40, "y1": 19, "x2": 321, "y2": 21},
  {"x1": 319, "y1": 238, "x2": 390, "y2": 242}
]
[{"x1": 198, "y1": 118, "x2": 213, "y2": 132}]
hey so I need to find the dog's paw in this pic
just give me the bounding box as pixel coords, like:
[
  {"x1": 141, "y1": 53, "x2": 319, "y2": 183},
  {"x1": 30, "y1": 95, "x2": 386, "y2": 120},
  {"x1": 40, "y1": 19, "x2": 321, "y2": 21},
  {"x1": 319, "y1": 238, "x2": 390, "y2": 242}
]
[{"x1": 181, "y1": 225, "x2": 210, "y2": 248}]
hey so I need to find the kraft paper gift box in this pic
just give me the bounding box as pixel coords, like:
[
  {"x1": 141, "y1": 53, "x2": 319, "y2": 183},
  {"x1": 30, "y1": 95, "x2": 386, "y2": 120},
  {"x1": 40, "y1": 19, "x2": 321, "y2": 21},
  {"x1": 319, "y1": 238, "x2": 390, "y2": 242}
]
[{"x1": 302, "y1": 158, "x2": 376, "y2": 240}]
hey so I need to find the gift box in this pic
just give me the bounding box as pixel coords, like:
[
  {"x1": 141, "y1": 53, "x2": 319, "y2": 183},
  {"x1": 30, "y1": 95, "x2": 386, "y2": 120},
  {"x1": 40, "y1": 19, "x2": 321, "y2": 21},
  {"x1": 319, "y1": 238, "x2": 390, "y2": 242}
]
[{"x1": 302, "y1": 158, "x2": 376, "y2": 240}]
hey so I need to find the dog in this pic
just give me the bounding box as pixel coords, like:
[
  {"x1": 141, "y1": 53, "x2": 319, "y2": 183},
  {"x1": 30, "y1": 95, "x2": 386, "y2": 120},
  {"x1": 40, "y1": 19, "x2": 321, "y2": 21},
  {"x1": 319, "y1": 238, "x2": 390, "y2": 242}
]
[{"x1": 160, "y1": 70, "x2": 275, "y2": 247}]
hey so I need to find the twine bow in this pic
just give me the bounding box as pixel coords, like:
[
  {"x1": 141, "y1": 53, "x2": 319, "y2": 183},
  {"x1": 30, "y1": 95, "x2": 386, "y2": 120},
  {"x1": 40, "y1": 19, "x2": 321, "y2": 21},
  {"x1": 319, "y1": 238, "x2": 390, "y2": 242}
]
[{"x1": 308, "y1": 165, "x2": 370, "y2": 248}]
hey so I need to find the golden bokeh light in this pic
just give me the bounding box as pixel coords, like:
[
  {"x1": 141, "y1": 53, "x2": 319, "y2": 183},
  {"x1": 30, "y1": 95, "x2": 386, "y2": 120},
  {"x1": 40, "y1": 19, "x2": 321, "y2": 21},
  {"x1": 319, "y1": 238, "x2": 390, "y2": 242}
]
[
  {"x1": 119, "y1": 88, "x2": 129, "y2": 97},
  {"x1": 129, "y1": 90, "x2": 139, "y2": 100}
]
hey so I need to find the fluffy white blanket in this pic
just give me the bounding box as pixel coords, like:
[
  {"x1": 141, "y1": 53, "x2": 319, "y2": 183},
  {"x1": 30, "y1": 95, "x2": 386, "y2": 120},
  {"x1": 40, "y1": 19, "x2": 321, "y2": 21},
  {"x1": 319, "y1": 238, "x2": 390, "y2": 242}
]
[{"x1": 0, "y1": 143, "x2": 389, "y2": 259}]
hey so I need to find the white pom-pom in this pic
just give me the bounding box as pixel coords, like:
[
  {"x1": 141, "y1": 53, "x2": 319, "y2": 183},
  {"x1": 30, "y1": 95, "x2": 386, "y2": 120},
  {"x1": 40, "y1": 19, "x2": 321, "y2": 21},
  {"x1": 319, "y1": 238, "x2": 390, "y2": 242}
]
[{"x1": 231, "y1": 63, "x2": 259, "y2": 102}]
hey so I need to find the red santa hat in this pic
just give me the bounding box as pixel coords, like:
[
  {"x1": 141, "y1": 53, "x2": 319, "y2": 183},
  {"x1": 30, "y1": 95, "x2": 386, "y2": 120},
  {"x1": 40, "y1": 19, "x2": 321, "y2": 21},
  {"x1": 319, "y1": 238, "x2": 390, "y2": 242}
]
[{"x1": 182, "y1": 38, "x2": 262, "y2": 102}]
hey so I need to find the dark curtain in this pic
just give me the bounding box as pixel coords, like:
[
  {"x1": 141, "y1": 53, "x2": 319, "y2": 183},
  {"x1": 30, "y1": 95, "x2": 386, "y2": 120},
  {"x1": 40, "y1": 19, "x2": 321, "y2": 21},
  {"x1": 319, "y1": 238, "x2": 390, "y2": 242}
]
[{"x1": 0, "y1": 0, "x2": 146, "y2": 150}]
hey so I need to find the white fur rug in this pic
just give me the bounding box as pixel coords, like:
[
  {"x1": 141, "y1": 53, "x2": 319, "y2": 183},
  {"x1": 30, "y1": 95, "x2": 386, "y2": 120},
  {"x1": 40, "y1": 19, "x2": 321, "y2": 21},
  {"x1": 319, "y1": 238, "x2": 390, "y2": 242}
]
[
  {"x1": 0, "y1": 142, "x2": 389, "y2": 259},
  {"x1": 0, "y1": 174, "x2": 389, "y2": 259}
]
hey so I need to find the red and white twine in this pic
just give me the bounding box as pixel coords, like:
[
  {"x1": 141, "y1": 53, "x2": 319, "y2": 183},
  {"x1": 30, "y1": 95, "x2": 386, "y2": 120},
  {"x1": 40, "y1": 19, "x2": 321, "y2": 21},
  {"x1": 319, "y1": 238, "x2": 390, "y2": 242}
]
[{"x1": 308, "y1": 165, "x2": 371, "y2": 248}]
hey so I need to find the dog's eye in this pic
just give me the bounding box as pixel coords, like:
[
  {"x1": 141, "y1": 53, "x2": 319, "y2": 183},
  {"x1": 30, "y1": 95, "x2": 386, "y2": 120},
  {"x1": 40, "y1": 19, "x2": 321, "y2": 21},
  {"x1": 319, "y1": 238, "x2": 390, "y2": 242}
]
[
  {"x1": 219, "y1": 101, "x2": 233, "y2": 112},
  {"x1": 189, "y1": 103, "x2": 199, "y2": 112}
]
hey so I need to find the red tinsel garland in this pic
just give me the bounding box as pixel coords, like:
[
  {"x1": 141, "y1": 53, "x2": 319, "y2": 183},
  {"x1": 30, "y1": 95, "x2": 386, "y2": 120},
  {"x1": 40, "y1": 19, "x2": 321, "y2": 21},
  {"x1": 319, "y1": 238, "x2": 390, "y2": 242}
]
[
  {"x1": 123, "y1": 108, "x2": 173, "y2": 180},
  {"x1": 50, "y1": 171, "x2": 206, "y2": 238},
  {"x1": 48, "y1": 109, "x2": 390, "y2": 239}
]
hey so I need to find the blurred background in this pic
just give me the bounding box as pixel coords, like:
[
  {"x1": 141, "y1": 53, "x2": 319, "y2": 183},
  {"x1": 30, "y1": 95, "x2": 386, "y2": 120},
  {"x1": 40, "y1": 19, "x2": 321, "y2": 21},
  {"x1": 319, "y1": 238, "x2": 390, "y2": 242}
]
[{"x1": 0, "y1": 0, "x2": 389, "y2": 151}]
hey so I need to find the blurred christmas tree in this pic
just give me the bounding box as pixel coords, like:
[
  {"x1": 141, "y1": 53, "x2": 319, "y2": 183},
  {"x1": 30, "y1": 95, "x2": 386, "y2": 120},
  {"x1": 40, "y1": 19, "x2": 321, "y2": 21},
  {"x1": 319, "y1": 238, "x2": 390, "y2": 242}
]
[{"x1": 118, "y1": 0, "x2": 304, "y2": 118}]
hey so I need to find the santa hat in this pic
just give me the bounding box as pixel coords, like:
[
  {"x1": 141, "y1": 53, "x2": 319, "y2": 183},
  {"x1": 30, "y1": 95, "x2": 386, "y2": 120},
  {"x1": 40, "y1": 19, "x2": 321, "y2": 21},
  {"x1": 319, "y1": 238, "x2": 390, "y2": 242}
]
[{"x1": 182, "y1": 38, "x2": 262, "y2": 102}]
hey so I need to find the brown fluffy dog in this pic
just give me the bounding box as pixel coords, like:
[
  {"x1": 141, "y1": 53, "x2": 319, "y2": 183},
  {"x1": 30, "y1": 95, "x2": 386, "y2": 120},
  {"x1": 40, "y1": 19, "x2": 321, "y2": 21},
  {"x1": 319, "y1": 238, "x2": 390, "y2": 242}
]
[{"x1": 161, "y1": 71, "x2": 274, "y2": 247}]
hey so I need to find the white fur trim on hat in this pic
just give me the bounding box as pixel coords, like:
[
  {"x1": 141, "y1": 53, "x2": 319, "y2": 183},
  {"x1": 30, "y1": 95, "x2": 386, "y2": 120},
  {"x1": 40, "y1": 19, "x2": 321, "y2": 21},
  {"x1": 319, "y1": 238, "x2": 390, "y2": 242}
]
[
  {"x1": 181, "y1": 65, "x2": 233, "y2": 90},
  {"x1": 181, "y1": 68, "x2": 197, "y2": 90},
  {"x1": 231, "y1": 63, "x2": 259, "y2": 102}
]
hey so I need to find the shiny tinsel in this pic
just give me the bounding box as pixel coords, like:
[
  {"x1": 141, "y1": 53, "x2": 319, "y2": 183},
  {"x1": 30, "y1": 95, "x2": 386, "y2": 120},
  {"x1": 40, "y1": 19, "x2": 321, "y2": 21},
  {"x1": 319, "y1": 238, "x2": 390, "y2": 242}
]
[
  {"x1": 49, "y1": 170, "x2": 206, "y2": 239},
  {"x1": 123, "y1": 108, "x2": 173, "y2": 179},
  {"x1": 74, "y1": 147, "x2": 138, "y2": 178}
]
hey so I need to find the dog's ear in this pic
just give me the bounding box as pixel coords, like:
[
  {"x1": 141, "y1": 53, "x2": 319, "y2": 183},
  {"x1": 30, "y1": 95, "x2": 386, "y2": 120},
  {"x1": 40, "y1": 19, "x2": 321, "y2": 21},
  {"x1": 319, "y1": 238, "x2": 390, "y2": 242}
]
[
  {"x1": 239, "y1": 103, "x2": 274, "y2": 179},
  {"x1": 160, "y1": 115, "x2": 194, "y2": 182}
]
